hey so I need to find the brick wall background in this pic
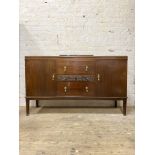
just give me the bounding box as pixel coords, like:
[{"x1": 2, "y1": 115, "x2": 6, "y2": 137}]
[{"x1": 19, "y1": 0, "x2": 135, "y2": 106}]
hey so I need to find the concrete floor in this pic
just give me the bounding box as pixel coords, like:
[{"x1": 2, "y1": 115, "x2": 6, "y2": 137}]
[{"x1": 20, "y1": 105, "x2": 134, "y2": 155}]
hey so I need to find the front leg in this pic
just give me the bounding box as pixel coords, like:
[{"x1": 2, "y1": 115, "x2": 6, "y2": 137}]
[
  {"x1": 26, "y1": 98, "x2": 30, "y2": 116},
  {"x1": 123, "y1": 99, "x2": 127, "y2": 116}
]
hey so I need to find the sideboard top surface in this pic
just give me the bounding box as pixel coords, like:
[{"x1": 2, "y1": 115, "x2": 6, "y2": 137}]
[{"x1": 25, "y1": 56, "x2": 128, "y2": 60}]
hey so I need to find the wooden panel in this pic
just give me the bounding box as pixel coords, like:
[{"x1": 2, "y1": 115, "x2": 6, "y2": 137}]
[
  {"x1": 25, "y1": 58, "x2": 56, "y2": 96},
  {"x1": 56, "y1": 59, "x2": 95, "y2": 74},
  {"x1": 57, "y1": 82, "x2": 95, "y2": 96},
  {"x1": 96, "y1": 59, "x2": 127, "y2": 97}
]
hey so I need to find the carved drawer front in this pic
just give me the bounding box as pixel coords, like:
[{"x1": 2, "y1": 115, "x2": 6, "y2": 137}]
[
  {"x1": 56, "y1": 60, "x2": 95, "y2": 74},
  {"x1": 56, "y1": 75, "x2": 95, "y2": 82},
  {"x1": 57, "y1": 82, "x2": 95, "y2": 96}
]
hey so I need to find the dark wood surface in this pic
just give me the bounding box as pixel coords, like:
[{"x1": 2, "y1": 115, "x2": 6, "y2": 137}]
[
  {"x1": 96, "y1": 59, "x2": 127, "y2": 97},
  {"x1": 25, "y1": 56, "x2": 128, "y2": 115},
  {"x1": 56, "y1": 59, "x2": 95, "y2": 74},
  {"x1": 25, "y1": 58, "x2": 56, "y2": 96},
  {"x1": 57, "y1": 82, "x2": 95, "y2": 96}
]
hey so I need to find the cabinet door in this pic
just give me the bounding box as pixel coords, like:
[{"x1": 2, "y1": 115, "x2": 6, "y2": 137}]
[
  {"x1": 96, "y1": 59, "x2": 127, "y2": 97},
  {"x1": 25, "y1": 58, "x2": 56, "y2": 96}
]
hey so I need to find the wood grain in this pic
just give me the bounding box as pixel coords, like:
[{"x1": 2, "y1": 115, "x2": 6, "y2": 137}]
[{"x1": 25, "y1": 56, "x2": 128, "y2": 115}]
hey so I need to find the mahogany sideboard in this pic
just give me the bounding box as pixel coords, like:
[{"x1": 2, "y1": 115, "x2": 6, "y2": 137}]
[{"x1": 25, "y1": 56, "x2": 128, "y2": 115}]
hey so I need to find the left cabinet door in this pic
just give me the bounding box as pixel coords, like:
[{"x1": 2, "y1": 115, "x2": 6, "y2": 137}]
[{"x1": 25, "y1": 58, "x2": 56, "y2": 97}]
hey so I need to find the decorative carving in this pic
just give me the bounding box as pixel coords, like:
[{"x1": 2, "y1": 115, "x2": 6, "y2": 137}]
[{"x1": 57, "y1": 75, "x2": 95, "y2": 81}]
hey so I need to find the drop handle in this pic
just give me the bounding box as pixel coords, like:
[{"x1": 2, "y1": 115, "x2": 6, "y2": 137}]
[
  {"x1": 85, "y1": 65, "x2": 88, "y2": 71},
  {"x1": 97, "y1": 74, "x2": 100, "y2": 81},
  {"x1": 64, "y1": 86, "x2": 67, "y2": 93},
  {"x1": 64, "y1": 66, "x2": 67, "y2": 72},
  {"x1": 85, "y1": 86, "x2": 89, "y2": 92},
  {"x1": 52, "y1": 74, "x2": 55, "y2": 80}
]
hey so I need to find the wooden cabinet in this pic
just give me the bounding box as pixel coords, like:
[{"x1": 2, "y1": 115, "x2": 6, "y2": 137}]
[{"x1": 25, "y1": 56, "x2": 128, "y2": 115}]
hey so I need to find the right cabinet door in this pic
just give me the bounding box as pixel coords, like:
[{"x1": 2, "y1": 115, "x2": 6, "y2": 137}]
[{"x1": 96, "y1": 59, "x2": 127, "y2": 97}]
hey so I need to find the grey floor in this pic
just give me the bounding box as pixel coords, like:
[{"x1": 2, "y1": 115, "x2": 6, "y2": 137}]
[{"x1": 20, "y1": 104, "x2": 134, "y2": 155}]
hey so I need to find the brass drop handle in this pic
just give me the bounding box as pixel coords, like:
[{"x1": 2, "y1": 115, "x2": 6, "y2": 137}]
[
  {"x1": 52, "y1": 74, "x2": 55, "y2": 80},
  {"x1": 64, "y1": 66, "x2": 67, "y2": 72},
  {"x1": 97, "y1": 74, "x2": 100, "y2": 81},
  {"x1": 85, "y1": 65, "x2": 88, "y2": 71},
  {"x1": 85, "y1": 86, "x2": 89, "y2": 92},
  {"x1": 64, "y1": 86, "x2": 67, "y2": 93}
]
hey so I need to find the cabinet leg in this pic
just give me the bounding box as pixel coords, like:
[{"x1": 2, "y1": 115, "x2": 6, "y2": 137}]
[
  {"x1": 115, "y1": 100, "x2": 117, "y2": 108},
  {"x1": 36, "y1": 100, "x2": 39, "y2": 108},
  {"x1": 26, "y1": 99, "x2": 30, "y2": 116},
  {"x1": 123, "y1": 99, "x2": 127, "y2": 116}
]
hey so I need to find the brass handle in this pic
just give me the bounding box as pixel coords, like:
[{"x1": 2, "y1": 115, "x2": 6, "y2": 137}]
[
  {"x1": 85, "y1": 65, "x2": 88, "y2": 71},
  {"x1": 97, "y1": 74, "x2": 100, "y2": 81},
  {"x1": 52, "y1": 74, "x2": 55, "y2": 80},
  {"x1": 64, "y1": 86, "x2": 67, "y2": 93},
  {"x1": 64, "y1": 66, "x2": 67, "y2": 72},
  {"x1": 85, "y1": 86, "x2": 89, "y2": 92}
]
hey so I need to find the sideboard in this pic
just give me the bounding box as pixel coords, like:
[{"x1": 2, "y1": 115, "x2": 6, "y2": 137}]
[{"x1": 25, "y1": 56, "x2": 128, "y2": 115}]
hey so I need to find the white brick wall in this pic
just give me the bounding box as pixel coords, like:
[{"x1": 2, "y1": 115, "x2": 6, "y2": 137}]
[{"x1": 19, "y1": 0, "x2": 135, "y2": 106}]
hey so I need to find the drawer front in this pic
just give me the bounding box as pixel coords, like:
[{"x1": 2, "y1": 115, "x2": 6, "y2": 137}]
[
  {"x1": 56, "y1": 60, "x2": 95, "y2": 74},
  {"x1": 57, "y1": 82, "x2": 95, "y2": 96},
  {"x1": 56, "y1": 75, "x2": 95, "y2": 82}
]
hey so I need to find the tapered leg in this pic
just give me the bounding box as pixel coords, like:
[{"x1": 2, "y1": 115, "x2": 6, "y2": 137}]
[
  {"x1": 123, "y1": 99, "x2": 127, "y2": 116},
  {"x1": 26, "y1": 99, "x2": 30, "y2": 116},
  {"x1": 36, "y1": 100, "x2": 39, "y2": 108},
  {"x1": 115, "y1": 100, "x2": 117, "y2": 108}
]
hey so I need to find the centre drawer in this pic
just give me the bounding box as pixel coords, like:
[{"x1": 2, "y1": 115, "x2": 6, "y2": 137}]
[
  {"x1": 57, "y1": 82, "x2": 95, "y2": 96},
  {"x1": 56, "y1": 60, "x2": 95, "y2": 74}
]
